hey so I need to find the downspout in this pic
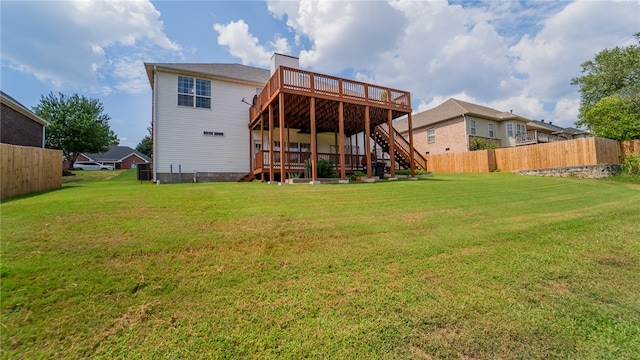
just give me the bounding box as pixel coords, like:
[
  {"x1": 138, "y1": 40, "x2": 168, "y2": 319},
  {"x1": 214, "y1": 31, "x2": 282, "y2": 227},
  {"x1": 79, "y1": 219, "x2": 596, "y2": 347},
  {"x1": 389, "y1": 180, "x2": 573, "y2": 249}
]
[
  {"x1": 463, "y1": 114, "x2": 469, "y2": 150},
  {"x1": 152, "y1": 66, "x2": 158, "y2": 183}
]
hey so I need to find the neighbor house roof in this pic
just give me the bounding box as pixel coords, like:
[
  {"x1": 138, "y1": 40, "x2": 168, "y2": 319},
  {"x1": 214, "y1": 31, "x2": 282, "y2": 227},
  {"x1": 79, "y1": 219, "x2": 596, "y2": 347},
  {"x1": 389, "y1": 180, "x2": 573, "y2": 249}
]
[
  {"x1": 394, "y1": 98, "x2": 530, "y2": 133},
  {"x1": 144, "y1": 63, "x2": 271, "y2": 88},
  {"x1": 527, "y1": 120, "x2": 591, "y2": 136},
  {"x1": 82, "y1": 146, "x2": 151, "y2": 163},
  {"x1": 0, "y1": 90, "x2": 49, "y2": 126},
  {"x1": 527, "y1": 119, "x2": 568, "y2": 133}
]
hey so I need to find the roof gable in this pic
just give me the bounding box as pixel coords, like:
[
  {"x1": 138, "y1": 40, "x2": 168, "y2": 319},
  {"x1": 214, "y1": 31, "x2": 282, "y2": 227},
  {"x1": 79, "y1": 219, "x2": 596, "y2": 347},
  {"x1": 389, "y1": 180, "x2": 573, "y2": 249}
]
[
  {"x1": 0, "y1": 91, "x2": 49, "y2": 126},
  {"x1": 82, "y1": 146, "x2": 151, "y2": 163},
  {"x1": 145, "y1": 63, "x2": 270, "y2": 88},
  {"x1": 394, "y1": 98, "x2": 530, "y2": 133}
]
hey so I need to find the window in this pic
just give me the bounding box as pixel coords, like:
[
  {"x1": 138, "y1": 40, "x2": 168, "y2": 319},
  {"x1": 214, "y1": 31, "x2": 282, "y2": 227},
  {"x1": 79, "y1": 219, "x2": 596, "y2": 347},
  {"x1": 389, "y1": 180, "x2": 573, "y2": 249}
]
[
  {"x1": 300, "y1": 143, "x2": 310, "y2": 152},
  {"x1": 507, "y1": 123, "x2": 514, "y2": 137},
  {"x1": 517, "y1": 123, "x2": 526, "y2": 135},
  {"x1": 178, "y1": 76, "x2": 211, "y2": 109},
  {"x1": 427, "y1": 128, "x2": 435, "y2": 143},
  {"x1": 488, "y1": 123, "x2": 494, "y2": 138},
  {"x1": 469, "y1": 120, "x2": 476, "y2": 135}
]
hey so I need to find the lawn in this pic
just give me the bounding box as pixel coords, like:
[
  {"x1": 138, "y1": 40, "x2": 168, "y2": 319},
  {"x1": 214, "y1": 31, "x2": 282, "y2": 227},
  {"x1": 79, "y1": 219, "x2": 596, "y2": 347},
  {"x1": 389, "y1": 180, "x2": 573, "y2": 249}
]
[{"x1": 1, "y1": 170, "x2": 639, "y2": 359}]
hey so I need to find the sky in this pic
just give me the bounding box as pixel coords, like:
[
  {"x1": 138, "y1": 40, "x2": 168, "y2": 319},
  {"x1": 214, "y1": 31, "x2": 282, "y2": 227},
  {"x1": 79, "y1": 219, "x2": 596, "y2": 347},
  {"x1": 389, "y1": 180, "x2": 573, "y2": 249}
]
[{"x1": 1, "y1": 0, "x2": 638, "y2": 148}]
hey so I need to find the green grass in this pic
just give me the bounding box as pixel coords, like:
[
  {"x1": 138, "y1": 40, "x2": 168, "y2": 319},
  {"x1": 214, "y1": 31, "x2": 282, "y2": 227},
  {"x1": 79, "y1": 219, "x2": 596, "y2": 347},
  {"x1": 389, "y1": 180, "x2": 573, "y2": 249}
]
[{"x1": 2, "y1": 170, "x2": 639, "y2": 359}]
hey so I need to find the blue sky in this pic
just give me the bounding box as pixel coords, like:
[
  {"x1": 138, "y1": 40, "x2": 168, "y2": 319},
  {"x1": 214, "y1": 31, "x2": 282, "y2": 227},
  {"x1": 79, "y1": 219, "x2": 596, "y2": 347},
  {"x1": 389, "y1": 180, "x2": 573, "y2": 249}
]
[{"x1": 1, "y1": 0, "x2": 638, "y2": 148}]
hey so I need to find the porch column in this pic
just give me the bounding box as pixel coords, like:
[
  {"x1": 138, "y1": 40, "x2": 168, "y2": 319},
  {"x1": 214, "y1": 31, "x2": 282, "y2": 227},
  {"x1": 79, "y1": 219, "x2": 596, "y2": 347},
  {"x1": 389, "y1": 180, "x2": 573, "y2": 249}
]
[
  {"x1": 338, "y1": 102, "x2": 346, "y2": 181},
  {"x1": 387, "y1": 109, "x2": 396, "y2": 179},
  {"x1": 278, "y1": 93, "x2": 286, "y2": 185},
  {"x1": 364, "y1": 106, "x2": 372, "y2": 178},
  {"x1": 249, "y1": 124, "x2": 254, "y2": 177},
  {"x1": 269, "y1": 104, "x2": 274, "y2": 183},
  {"x1": 287, "y1": 126, "x2": 291, "y2": 179},
  {"x1": 310, "y1": 97, "x2": 318, "y2": 182},
  {"x1": 260, "y1": 114, "x2": 265, "y2": 182},
  {"x1": 408, "y1": 111, "x2": 416, "y2": 178}
]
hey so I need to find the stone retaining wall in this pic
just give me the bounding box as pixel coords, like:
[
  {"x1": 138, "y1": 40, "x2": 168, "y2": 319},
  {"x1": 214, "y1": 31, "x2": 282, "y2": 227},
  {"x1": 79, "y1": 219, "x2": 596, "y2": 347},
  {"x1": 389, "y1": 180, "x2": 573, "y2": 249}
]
[{"x1": 515, "y1": 165, "x2": 621, "y2": 179}]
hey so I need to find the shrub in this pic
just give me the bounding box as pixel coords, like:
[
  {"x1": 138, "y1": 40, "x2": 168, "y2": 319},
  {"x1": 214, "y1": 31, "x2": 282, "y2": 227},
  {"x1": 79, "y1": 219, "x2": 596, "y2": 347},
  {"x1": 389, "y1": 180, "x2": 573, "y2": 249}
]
[
  {"x1": 306, "y1": 159, "x2": 335, "y2": 178},
  {"x1": 621, "y1": 154, "x2": 640, "y2": 175},
  {"x1": 469, "y1": 137, "x2": 500, "y2": 151}
]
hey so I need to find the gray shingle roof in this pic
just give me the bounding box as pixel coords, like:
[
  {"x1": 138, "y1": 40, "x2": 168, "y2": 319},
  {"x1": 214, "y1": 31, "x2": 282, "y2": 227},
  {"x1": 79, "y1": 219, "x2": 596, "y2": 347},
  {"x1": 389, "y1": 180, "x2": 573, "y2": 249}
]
[
  {"x1": 144, "y1": 63, "x2": 270, "y2": 87},
  {"x1": 83, "y1": 146, "x2": 151, "y2": 163},
  {"x1": 394, "y1": 98, "x2": 529, "y2": 133}
]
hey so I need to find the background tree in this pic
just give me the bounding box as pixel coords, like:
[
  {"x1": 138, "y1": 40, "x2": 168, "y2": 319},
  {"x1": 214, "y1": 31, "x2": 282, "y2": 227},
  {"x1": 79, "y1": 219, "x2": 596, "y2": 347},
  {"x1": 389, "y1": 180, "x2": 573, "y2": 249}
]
[
  {"x1": 135, "y1": 124, "x2": 152, "y2": 157},
  {"x1": 571, "y1": 33, "x2": 640, "y2": 140},
  {"x1": 34, "y1": 92, "x2": 118, "y2": 169}
]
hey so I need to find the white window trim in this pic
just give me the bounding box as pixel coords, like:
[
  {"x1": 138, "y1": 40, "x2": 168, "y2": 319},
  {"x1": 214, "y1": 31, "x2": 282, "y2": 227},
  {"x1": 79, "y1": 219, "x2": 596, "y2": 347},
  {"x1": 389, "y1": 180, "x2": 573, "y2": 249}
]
[{"x1": 178, "y1": 76, "x2": 211, "y2": 109}]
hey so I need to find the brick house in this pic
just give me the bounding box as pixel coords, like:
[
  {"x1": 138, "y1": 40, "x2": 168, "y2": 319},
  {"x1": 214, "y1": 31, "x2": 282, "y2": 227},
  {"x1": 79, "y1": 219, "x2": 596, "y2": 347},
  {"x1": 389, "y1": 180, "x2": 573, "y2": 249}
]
[
  {"x1": 78, "y1": 146, "x2": 151, "y2": 169},
  {"x1": 1, "y1": 91, "x2": 48, "y2": 147},
  {"x1": 395, "y1": 98, "x2": 534, "y2": 155}
]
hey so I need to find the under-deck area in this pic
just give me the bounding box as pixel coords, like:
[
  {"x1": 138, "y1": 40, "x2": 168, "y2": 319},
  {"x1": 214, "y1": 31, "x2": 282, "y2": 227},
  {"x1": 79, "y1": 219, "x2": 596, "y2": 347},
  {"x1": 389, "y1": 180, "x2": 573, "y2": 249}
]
[{"x1": 248, "y1": 66, "x2": 422, "y2": 183}]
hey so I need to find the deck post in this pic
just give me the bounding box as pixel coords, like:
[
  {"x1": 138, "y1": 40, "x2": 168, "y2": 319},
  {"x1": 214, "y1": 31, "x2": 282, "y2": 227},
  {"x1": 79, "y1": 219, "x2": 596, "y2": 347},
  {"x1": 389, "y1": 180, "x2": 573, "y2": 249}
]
[
  {"x1": 388, "y1": 109, "x2": 396, "y2": 180},
  {"x1": 310, "y1": 97, "x2": 318, "y2": 183},
  {"x1": 278, "y1": 93, "x2": 286, "y2": 185},
  {"x1": 408, "y1": 112, "x2": 416, "y2": 179},
  {"x1": 260, "y1": 114, "x2": 265, "y2": 182},
  {"x1": 268, "y1": 104, "x2": 275, "y2": 183},
  {"x1": 338, "y1": 102, "x2": 347, "y2": 182},
  {"x1": 365, "y1": 106, "x2": 372, "y2": 179},
  {"x1": 249, "y1": 124, "x2": 254, "y2": 178}
]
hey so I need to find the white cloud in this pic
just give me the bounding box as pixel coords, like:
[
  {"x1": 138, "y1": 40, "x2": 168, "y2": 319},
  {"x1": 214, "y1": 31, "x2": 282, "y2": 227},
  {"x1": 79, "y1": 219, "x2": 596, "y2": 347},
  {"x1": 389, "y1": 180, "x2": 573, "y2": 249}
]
[
  {"x1": 213, "y1": 20, "x2": 289, "y2": 67},
  {"x1": 1, "y1": 0, "x2": 180, "y2": 94},
  {"x1": 262, "y1": 0, "x2": 638, "y2": 128}
]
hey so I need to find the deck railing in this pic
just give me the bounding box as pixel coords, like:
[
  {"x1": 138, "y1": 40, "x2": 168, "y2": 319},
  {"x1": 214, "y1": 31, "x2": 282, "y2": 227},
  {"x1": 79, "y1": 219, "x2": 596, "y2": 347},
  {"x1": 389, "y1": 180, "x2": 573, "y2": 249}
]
[
  {"x1": 250, "y1": 67, "x2": 412, "y2": 121},
  {"x1": 516, "y1": 131, "x2": 566, "y2": 145},
  {"x1": 254, "y1": 150, "x2": 363, "y2": 173}
]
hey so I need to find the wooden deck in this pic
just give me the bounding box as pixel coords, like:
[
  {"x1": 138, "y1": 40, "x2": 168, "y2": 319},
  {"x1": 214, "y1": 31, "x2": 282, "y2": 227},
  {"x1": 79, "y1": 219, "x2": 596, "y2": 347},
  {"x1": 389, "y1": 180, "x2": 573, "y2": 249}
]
[
  {"x1": 516, "y1": 131, "x2": 567, "y2": 146},
  {"x1": 247, "y1": 66, "x2": 419, "y2": 181},
  {"x1": 249, "y1": 66, "x2": 412, "y2": 134}
]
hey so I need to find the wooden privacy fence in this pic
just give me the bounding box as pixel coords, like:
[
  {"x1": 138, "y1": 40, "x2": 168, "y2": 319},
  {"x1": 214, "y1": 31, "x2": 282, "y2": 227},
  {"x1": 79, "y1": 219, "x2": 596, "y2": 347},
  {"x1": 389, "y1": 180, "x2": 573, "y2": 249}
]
[
  {"x1": 1, "y1": 143, "x2": 62, "y2": 200},
  {"x1": 425, "y1": 137, "x2": 626, "y2": 173},
  {"x1": 621, "y1": 139, "x2": 640, "y2": 156}
]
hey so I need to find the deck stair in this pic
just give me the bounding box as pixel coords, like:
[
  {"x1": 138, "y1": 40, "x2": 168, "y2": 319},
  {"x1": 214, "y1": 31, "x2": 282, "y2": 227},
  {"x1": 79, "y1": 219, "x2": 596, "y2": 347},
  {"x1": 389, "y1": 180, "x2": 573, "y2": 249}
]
[
  {"x1": 238, "y1": 173, "x2": 255, "y2": 182},
  {"x1": 372, "y1": 123, "x2": 427, "y2": 170}
]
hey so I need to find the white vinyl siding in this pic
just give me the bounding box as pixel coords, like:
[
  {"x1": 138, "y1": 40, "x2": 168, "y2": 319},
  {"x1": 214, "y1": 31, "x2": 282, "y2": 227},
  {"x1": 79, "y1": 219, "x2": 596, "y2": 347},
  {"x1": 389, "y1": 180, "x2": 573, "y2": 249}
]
[{"x1": 155, "y1": 72, "x2": 261, "y2": 174}]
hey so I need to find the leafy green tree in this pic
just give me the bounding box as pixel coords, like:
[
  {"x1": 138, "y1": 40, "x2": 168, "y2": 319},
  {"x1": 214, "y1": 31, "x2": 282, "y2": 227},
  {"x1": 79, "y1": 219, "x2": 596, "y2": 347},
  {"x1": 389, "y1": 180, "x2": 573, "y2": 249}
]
[
  {"x1": 136, "y1": 125, "x2": 152, "y2": 157},
  {"x1": 582, "y1": 95, "x2": 640, "y2": 140},
  {"x1": 571, "y1": 33, "x2": 640, "y2": 140},
  {"x1": 34, "y1": 92, "x2": 118, "y2": 168}
]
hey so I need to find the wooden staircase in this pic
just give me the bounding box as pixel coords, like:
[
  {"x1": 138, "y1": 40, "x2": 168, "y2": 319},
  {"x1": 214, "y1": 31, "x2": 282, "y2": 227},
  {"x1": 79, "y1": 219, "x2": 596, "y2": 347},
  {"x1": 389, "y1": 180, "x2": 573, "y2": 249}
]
[
  {"x1": 238, "y1": 173, "x2": 255, "y2": 182},
  {"x1": 372, "y1": 123, "x2": 427, "y2": 171}
]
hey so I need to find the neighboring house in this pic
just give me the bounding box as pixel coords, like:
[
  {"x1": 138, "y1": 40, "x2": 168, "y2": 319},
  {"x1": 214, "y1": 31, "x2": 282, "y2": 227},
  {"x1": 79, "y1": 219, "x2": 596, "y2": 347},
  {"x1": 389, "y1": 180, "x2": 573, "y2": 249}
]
[
  {"x1": 78, "y1": 146, "x2": 151, "y2": 169},
  {"x1": 145, "y1": 53, "x2": 421, "y2": 183},
  {"x1": 520, "y1": 120, "x2": 591, "y2": 145},
  {"x1": 1, "y1": 91, "x2": 48, "y2": 147},
  {"x1": 395, "y1": 98, "x2": 531, "y2": 155}
]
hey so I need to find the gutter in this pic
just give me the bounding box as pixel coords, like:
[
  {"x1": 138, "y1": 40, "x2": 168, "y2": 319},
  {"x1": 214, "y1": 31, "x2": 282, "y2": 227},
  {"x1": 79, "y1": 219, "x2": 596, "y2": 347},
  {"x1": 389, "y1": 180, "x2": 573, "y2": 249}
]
[{"x1": 152, "y1": 66, "x2": 158, "y2": 183}]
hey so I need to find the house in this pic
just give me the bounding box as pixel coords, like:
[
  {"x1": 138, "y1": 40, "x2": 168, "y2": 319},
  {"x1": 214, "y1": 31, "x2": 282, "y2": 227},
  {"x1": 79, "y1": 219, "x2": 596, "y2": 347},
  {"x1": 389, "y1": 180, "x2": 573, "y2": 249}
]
[
  {"x1": 519, "y1": 119, "x2": 591, "y2": 145},
  {"x1": 1, "y1": 90, "x2": 48, "y2": 147},
  {"x1": 78, "y1": 146, "x2": 151, "y2": 169},
  {"x1": 145, "y1": 54, "x2": 423, "y2": 183},
  {"x1": 394, "y1": 98, "x2": 531, "y2": 155}
]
